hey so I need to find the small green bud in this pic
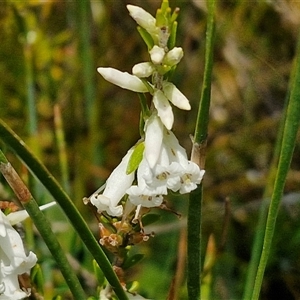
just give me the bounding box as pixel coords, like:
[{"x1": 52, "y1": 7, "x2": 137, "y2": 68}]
[
  {"x1": 31, "y1": 264, "x2": 44, "y2": 295},
  {"x1": 93, "y1": 260, "x2": 106, "y2": 288},
  {"x1": 155, "y1": 8, "x2": 166, "y2": 28},
  {"x1": 170, "y1": 7, "x2": 180, "y2": 23},
  {"x1": 168, "y1": 21, "x2": 178, "y2": 49},
  {"x1": 160, "y1": 0, "x2": 170, "y2": 14}
]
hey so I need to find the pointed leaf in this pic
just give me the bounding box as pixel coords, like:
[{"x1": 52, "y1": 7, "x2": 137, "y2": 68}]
[{"x1": 126, "y1": 142, "x2": 145, "y2": 174}]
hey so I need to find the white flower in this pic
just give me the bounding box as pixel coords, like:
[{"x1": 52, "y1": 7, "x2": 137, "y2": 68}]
[
  {"x1": 163, "y1": 130, "x2": 204, "y2": 193},
  {"x1": 90, "y1": 148, "x2": 135, "y2": 216},
  {"x1": 126, "y1": 5, "x2": 158, "y2": 40},
  {"x1": 143, "y1": 128, "x2": 204, "y2": 195},
  {"x1": 132, "y1": 62, "x2": 155, "y2": 78},
  {"x1": 127, "y1": 158, "x2": 164, "y2": 208},
  {"x1": 0, "y1": 210, "x2": 37, "y2": 300},
  {"x1": 143, "y1": 143, "x2": 178, "y2": 192},
  {"x1": 163, "y1": 47, "x2": 184, "y2": 67},
  {"x1": 162, "y1": 82, "x2": 191, "y2": 110},
  {"x1": 153, "y1": 89, "x2": 174, "y2": 130},
  {"x1": 144, "y1": 114, "x2": 164, "y2": 168},
  {"x1": 97, "y1": 67, "x2": 148, "y2": 93},
  {"x1": 149, "y1": 45, "x2": 165, "y2": 64}
]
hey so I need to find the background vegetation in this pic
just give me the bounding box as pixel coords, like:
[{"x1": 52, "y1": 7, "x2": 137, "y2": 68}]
[{"x1": 1, "y1": 1, "x2": 300, "y2": 299}]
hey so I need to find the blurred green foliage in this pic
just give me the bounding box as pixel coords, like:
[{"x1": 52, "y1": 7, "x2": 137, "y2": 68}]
[{"x1": 1, "y1": 0, "x2": 300, "y2": 299}]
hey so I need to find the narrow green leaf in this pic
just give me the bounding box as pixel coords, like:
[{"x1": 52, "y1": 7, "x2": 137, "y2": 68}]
[
  {"x1": 93, "y1": 260, "x2": 106, "y2": 288},
  {"x1": 187, "y1": 0, "x2": 216, "y2": 299},
  {"x1": 137, "y1": 26, "x2": 154, "y2": 50},
  {"x1": 126, "y1": 142, "x2": 145, "y2": 174},
  {"x1": 251, "y1": 31, "x2": 300, "y2": 300},
  {"x1": 31, "y1": 264, "x2": 45, "y2": 295}
]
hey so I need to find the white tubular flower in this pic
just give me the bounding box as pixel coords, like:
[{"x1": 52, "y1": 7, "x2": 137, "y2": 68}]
[
  {"x1": 90, "y1": 149, "x2": 135, "y2": 217},
  {"x1": 153, "y1": 89, "x2": 174, "y2": 130},
  {"x1": 97, "y1": 67, "x2": 148, "y2": 93},
  {"x1": 126, "y1": 5, "x2": 158, "y2": 39},
  {"x1": 127, "y1": 158, "x2": 164, "y2": 208},
  {"x1": 132, "y1": 62, "x2": 155, "y2": 78},
  {"x1": 144, "y1": 143, "x2": 176, "y2": 192},
  {"x1": 177, "y1": 162, "x2": 205, "y2": 194},
  {"x1": 164, "y1": 47, "x2": 184, "y2": 67},
  {"x1": 144, "y1": 114, "x2": 164, "y2": 168},
  {"x1": 149, "y1": 46, "x2": 165, "y2": 64},
  {"x1": 163, "y1": 130, "x2": 205, "y2": 193},
  {"x1": 0, "y1": 210, "x2": 37, "y2": 300},
  {"x1": 162, "y1": 82, "x2": 191, "y2": 110}
]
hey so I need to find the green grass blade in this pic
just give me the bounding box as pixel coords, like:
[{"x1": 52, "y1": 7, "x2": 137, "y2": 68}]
[
  {"x1": 187, "y1": 0, "x2": 216, "y2": 299},
  {"x1": 251, "y1": 33, "x2": 300, "y2": 300}
]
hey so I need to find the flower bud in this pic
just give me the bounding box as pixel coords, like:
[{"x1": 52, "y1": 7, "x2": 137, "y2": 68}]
[
  {"x1": 97, "y1": 67, "x2": 148, "y2": 93},
  {"x1": 127, "y1": 5, "x2": 158, "y2": 38},
  {"x1": 164, "y1": 47, "x2": 184, "y2": 67},
  {"x1": 149, "y1": 45, "x2": 165, "y2": 64},
  {"x1": 132, "y1": 62, "x2": 155, "y2": 78},
  {"x1": 162, "y1": 82, "x2": 191, "y2": 110},
  {"x1": 153, "y1": 89, "x2": 174, "y2": 130}
]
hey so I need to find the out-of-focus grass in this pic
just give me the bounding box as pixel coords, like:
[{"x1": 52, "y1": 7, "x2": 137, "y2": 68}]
[{"x1": 0, "y1": 1, "x2": 300, "y2": 299}]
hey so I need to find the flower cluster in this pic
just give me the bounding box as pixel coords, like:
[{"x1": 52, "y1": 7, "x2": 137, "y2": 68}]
[
  {"x1": 0, "y1": 202, "x2": 55, "y2": 299},
  {"x1": 87, "y1": 3, "x2": 204, "y2": 218},
  {"x1": 0, "y1": 210, "x2": 37, "y2": 299}
]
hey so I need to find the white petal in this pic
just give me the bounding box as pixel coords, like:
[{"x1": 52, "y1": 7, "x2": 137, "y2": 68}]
[
  {"x1": 0, "y1": 211, "x2": 6, "y2": 237},
  {"x1": 162, "y1": 82, "x2": 191, "y2": 110},
  {"x1": 97, "y1": 67, "x2": 148, "y2": 93},
  {"x1": 0, "y1": 211, "x2": 37, "y2": 269},
  {"x1": 149, "y1": 45, "x2": 165, "y2": 64},
  {"x1": 0, "y1": 273, "x2": 30, "y2": 299},
  {"x1": 164, "y1": 130, "x2": 189, "y2": 167},
  {"x1": 7, "y1": 202, "x2": 56, "y2": 225},
  {"x1": 90, "y1": 149, "x2": 135, "y2": 216},
  {"x1": 164, "y1": 47, "x2": 184, "y2": 67},
  {"x1": 178, "y1": 164, "x2": 205, "y2": 194},
  {"x1": 144, "y1": 114, "x2": 164, "y2": 168},
  {"x1": 126, "y1": 5, "x2": 158, "y2": 38},
  {"x1": 127, "y1": 185, "x2": 164, "y2": 208},
  {"x1": 132, "y1": 62, "x2": 155, "y2": 78},
  {"x1": 138, "y1": 157, "x2": 168, "y2": 195},
  {"x1": 153, "y1": 89, "x2": 174, "y2": 130}
]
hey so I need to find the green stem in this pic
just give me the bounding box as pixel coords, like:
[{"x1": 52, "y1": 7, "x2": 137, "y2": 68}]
[
  {"x1": 187, "y1": 184, "x2": 203, "y2": 300},
  {"x1": 243, "y1": 90, "x2": 288, "y2": 299},
  {"x1": 187, "y1": 1, "x2": 216, "y2": 299},
  {"x1": 0, "y1": 119, "x2": 128, "y2": 300},
  {"x1": 251, "y1": 33, "x2": 300, "y2": 300},
  {"x1": 54, "y1": 104, "x2": 71, "y2": 194}
]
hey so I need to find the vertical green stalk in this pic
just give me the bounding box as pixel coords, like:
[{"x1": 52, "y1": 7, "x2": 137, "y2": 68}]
[
  {"x1": 250, "y1": 33, "x2": 300, "y2": 300},
  {"x1": 24, "y1": 42, "x2": 38, "y2": 139},
  {"x1": 187, "y1": 0, "x2": 216, "y2": 299},
  {"x1": 76, "y1": 0, "x2": 104, "y2": 169},
  {"x1": 242, "y1": 91, "x2": 288, "y2": 299},
  {"x1": 0, "y1": 150, "x2": 86, "y2": 299},
  {"x1": 77, "y1": 0, "x2": 95, "y2": 122},
  {"x1": 54, "y1": 104, "x2": 71, "y2": 193}
]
